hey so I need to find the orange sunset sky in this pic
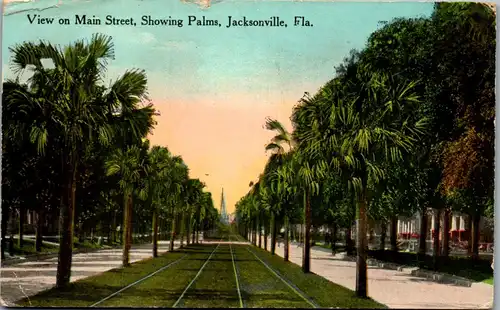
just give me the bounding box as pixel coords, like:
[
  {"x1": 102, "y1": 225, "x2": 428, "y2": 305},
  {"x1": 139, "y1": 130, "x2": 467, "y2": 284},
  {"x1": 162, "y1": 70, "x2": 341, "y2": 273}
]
[{"x1": 148, "y1": 96, "x2": 296, "y2": 214}]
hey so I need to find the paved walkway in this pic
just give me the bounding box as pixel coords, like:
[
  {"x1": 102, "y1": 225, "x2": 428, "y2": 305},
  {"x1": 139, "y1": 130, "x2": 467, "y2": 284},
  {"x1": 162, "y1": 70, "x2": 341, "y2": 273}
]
[
  {"x1": 0, "y1": 240, "x2": 181, "y2": 306},
  {"x1": 259, "y1": 237, "x2": 493, "y2": 309}
]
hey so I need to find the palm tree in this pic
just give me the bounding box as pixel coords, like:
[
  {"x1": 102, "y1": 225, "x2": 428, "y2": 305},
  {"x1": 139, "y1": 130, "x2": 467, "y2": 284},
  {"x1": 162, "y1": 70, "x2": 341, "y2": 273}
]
[
  {"x1": 264, "y1": 118, "x2": 293, "y2": 257},
  {"x1": 183, "y1": 178, "x2": 204, "y2": 246},
  {"x1": 142, "y1": 146, "x2": 172, "y2": 257},
  {"x1": 167, "y1": 156, "x2": 189, "y2": 251},
  {"x1": 5, "y1": 34, "x2": 155, "y2": 287},
  {"x1": 105, "y1": 145, "x2": 147, "y2": 266},
  {"x1": 293, "y1": 66, "x2": 426, "y2": 296}
]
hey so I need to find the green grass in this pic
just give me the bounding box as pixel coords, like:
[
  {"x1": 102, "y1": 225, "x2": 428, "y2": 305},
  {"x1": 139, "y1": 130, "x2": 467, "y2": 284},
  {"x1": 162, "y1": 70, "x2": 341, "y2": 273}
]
[
  {"x1": 18, "y1": 238, "x2": 387, "y2": 308},
  {"x1": 250, "y1": 246, "x2": 386, "y2": 309},
  {"x1": 9, "y1": 238, "x2": 59, "y2": 256},
  {"x1": 234, "y1": 244, "x2": 312, "y2": 308},
  {"x1": 99, "y1": 244, "x2": 217, "y2": 307},
  {"x1": 483, "y1": 277, "x2": 494, "y2": 285},
  {"x1": 180, "y1": 245, "x2": 240, "y2": 308},
  {"x1": 17, "y1": 244, "x2": 213, "y2": 307}
]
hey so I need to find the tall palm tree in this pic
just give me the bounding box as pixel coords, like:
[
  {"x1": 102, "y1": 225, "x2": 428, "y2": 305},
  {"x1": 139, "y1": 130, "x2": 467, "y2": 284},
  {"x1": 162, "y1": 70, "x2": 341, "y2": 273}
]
[
  {"x1": 293, "y1": 67, "x2": 426, "y2": 296},
  {"x1": 142, "y1": 146, "x2": 172, "y2": 257},
  {"x1": 105, "y1": 145, "x2": 147, "y2": 266},
  {"x1": 183, "y1": 178, "x2": 204, "y2": 246},
  {"x1": 264, "y1": 117, "x2": 321, "y2": 271},
  {"x1": 264, "y1": 118, "x2": 293, "y2": 257},
  {"x1": 167, "y1": 156, "x2": 189, "y2": 251},
  {"x1": 5, "y1": 34, "x2": 155, "y2": 287}
]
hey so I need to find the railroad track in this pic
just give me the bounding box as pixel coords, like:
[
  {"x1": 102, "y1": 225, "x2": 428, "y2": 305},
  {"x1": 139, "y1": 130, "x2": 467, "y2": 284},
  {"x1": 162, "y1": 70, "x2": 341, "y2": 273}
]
[
  {"x1": 172, "y1": 242, "x2": 221, "y2": 308},
  {"x1": 88, "y1": 234, "x2": 317, "y2": 308},
  {"x1": 89, "y1": 240, "x2": 222, "y2": 308}
]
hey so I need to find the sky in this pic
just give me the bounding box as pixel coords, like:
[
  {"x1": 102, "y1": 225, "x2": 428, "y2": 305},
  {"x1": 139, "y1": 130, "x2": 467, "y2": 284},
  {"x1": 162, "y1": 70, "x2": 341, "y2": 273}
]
[{"x1": 2, "y1": 0, "x2": 434, "y2": 214}]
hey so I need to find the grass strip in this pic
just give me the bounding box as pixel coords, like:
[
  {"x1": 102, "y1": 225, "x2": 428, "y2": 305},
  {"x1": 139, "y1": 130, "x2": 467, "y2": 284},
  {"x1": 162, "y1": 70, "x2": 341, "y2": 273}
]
[
  {"x1": 233, "y1": 244, "x2": 311, "y2": 308},
  {"x1": 251, "y1": 245, "x2": 387, "y2": 309},
  {"x1": 246, "y1": 247, "x2": 318, "y2": 308},
  {"x1": 98, "y1": 244, "x2": 217, "y2": 307},
  {"x1": 483, "y1": 276, "x2": 494, "y2": 285},
  {"x1": 230, "y1": 244, "x2": 244, "y2": 308},
  {"x1": 16, "y1": 247, "x2": 194, "y2": 307},
  {"x1": 90, "y1": 254, "x2": 188, "y2": 307},
  {"x1": 179, "y1": 245, "x2": 240, "y2": 308}
]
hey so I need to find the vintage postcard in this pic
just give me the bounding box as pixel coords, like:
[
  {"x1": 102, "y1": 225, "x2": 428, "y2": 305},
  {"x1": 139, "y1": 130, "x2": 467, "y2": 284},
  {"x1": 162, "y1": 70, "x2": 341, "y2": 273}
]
[{"x1": 1, "y1": 0, "x2": 495, "y2": 308}]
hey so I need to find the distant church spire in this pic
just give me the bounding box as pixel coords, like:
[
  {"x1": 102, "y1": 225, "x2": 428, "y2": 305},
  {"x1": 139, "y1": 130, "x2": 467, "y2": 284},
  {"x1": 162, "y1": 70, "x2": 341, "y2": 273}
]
[{"x1": 220, "y1": 188, "x2": 228, "y2": 224}]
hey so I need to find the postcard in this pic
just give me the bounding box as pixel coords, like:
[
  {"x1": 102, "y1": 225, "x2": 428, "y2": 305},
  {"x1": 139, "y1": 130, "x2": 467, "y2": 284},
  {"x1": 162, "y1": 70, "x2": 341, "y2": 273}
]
[{"x1": 1, "y1": 0, "x2": 495, "y2": 308}]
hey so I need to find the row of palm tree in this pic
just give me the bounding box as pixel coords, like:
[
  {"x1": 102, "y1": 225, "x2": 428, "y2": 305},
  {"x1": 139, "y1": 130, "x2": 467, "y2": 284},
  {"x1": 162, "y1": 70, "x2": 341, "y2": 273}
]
[
  {"x1": 2, "y1": 34, "x2": 219, "y2": 288},
  {"x1": 235, "y1": 2, "x2": 495, "y2": 299}
]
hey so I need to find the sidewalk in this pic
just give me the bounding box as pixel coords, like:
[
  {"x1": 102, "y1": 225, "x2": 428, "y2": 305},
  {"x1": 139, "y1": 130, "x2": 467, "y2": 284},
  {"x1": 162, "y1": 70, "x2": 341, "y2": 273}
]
[
  {"x1": 259, "y1": 237, "x2": 493, "y2": 309},
  {"x1": 0, "y1": 240, "x2": 181, "y2": 306}
]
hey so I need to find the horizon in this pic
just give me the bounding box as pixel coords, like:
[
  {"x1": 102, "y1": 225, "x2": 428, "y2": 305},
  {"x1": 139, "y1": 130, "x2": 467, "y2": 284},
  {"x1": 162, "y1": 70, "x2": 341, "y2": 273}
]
[{"x1": 2, "y1": 0, "x2": 434, "y2": 213}]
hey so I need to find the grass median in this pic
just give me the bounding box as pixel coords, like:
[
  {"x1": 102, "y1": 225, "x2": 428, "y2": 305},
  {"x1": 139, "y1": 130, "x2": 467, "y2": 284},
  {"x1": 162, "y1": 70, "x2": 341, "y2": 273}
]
[
  {"x1": 18, "y1": 241, "x2": 386, "y2": 308},
  {"x1": 97, "y1": 244, "x2": 217, "y2": 307},
  {"x1": 180, "y1": 245, "x2": 240, "y2": 308},
  {"x1": 250, "y1": 245, "x2": 386, "y2": 309},
  {"x1": 16, "y1": 244, "x2": 213, "y2": 307},
  {"x1": 233, "y1": 244, "x2": 312, "y2": 308}
]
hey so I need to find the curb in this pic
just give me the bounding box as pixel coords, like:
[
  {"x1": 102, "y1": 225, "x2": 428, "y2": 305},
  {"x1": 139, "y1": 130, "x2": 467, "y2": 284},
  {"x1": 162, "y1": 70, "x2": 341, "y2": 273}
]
[
  {"x1": 366, "y1": 258, "x2": 410, "y2": 272},
  {"x1": 410, "y1": 269, "x2": 473, "y2": 287}
]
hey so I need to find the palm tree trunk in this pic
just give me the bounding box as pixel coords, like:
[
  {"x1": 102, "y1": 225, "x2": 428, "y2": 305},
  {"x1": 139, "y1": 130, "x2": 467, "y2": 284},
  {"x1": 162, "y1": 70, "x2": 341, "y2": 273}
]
[
  {"x1": 250, "y1": 220, "x2": 257, "y2": 245},
  {"x1": 169, "y1": 214, "x2": 176, "y2": 251},
  {"x1": 180, "y1": 213, "x2": 186, "y2": 248},
  {"x1": 1, "y1": 209, "x2": 10, "y2": 259},
  {"x1": 390, "y1": 216, "x2": 398, "y2": 252},
  {"x1": 186, "y1": 215, "x2": 191, "y2": 246},
  {"x1": 432, "y1": 208, "x2": 441, "y2": 269},
  {"x1": 127, "y1": 196, "x2": 133, "y2": 254},
  {"x1": 356, "y1": 195, "x2": 369, "y2": 298},
  {"x1": 248, "y1": 221, "x2": 252, "y2": 243},
  {"x1": 192, "y1": 223, "x2": 196, "y2": 244},
  {"x1": 56, "y1": 170, "x2": 77, "y2": 288},
  {"x1": 441, "y1": 208, "x2": 450, "y2": 257},
  {"x1": 257, "y1": 215, "x2": 262, "y2": 248},
  {"x1": 418, "y1": 207, "x2": 428, "y2": 258},
  {"x1": 303, "y1": 190, "x2": 312, "y2": 273},
  {"x1": 264, "y1": 220, "x2": 268, "y2": 251},
  {"x1": 253, "y1": 220, "x2": 258, "y2": 246},
  {"x1": 35, "y1": 209, "x2": 44, "y2": 252},
  {"x1": 471, "y1": 213, "x2": 480, "y2": 260},
  {"x1": 196, "y1": 226, "x2": 200, "y2": 243},
  {"x1": 379, "y1": 220, "x2": 387, "y2": 251},
  {"x1": 271, "y1": 213, "x2": 277, "y2": 255},
  {"x1": 122, "y1": 194, "x2": 133, "y2": 267},
  {"x1": 346, "y1": 226, "x2": 353, "y2": 255},
  {"x1": 18, "y1": 206, "x2": 25, "y2": 248},
  {"x1": 152, "y1": 209, "x2": 158, "y2": 258},
  {"x1": 112, "y1": 211, "x2": 117, "y2": 243},
  {"x1": 331, "y1": 223, "x2": 338, "y2": 254},
  {"x1": 8, "y1": 209, "x2": 15, "y2": 256},
  {"x1": 284, "y1": 216, "x2": 289, "y2": 262},
  {"x1": 466, "y1": 216, "x2": 472, "y2": 254}
]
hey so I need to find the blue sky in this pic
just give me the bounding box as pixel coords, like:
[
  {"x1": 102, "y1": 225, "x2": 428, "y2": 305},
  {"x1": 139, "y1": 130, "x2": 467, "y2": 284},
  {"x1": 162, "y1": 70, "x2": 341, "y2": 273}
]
[
  {"x1": 3, "y1": 0, "x2": 434, "y2": 101},
  {"x1": 2, "y1": 0, "x2": 435, "y2": 211}
]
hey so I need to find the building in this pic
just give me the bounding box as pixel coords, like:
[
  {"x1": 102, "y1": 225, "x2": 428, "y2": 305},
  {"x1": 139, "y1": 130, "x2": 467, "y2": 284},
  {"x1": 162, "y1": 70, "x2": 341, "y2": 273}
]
[{"x1": 368, "y1": 209, "x2": 494, "y2": 252}]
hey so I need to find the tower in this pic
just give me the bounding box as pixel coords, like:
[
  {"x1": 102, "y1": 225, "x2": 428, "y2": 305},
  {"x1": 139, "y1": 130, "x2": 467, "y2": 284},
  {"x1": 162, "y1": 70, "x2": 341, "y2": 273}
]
[{"x1": 220, "y1": 188, "x2": 228, "y2": 224}]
